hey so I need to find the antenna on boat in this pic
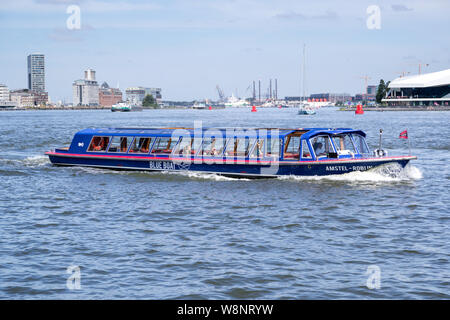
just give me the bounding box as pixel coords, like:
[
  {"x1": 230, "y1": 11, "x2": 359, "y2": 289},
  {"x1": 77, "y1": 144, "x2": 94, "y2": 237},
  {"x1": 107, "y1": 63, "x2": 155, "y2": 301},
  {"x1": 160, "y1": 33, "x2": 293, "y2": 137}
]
[
  {"x1": 379, "y1": 129, "x2": 383, "y2": 151},
  {"x1": 374, "y1": 129, "x2": 387, "y2": 157}
]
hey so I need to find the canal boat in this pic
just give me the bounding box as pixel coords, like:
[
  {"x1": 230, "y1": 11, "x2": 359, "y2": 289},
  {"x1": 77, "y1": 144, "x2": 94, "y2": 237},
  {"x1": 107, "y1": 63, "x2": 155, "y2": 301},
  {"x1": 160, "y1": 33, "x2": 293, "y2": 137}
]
[
  {"x1": 111, "y1": 103, "x2": 143, "y2": 112},
  {"x1": 45, "y1": 127, "x2": 416, "y2": 178}
]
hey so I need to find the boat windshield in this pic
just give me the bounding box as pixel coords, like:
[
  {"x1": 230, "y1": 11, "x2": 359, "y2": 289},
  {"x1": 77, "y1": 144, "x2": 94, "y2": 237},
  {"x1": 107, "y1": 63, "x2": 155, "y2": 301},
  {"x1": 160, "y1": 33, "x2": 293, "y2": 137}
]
[
  {"x1": 352, "y1": 134, "x2": 370, "y2": 155},
  {"x1": 332, "y1": 134, "x2": 357, "y2": 155}
]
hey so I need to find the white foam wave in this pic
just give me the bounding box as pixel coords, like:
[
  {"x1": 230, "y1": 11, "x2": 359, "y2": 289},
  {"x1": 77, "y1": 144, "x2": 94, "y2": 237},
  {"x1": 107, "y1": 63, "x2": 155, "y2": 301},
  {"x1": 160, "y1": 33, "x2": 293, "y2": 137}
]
[
  {"x1": 172, "y1": 170, "x2": 250, "y2": 181},
  {"x1": 278, "y1": 164, "x2": 422, "y2": 183},
  {"x1": 22, "y1": 155, "x2": 49, "y2": 167}
]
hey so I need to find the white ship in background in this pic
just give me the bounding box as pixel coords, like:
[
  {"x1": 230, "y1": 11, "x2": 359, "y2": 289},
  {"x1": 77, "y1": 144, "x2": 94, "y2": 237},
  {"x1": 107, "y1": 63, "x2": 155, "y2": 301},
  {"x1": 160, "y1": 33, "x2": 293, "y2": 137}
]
[{"x1": 224, "y1": 94, "x2": 250, "y2": 108}]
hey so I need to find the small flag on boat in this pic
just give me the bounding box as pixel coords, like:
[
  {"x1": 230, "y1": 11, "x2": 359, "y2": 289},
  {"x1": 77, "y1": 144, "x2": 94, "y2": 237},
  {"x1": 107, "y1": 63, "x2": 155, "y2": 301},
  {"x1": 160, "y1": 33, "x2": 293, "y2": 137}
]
[{"x1": 399, "y1": 130, "x2": 408, "y2": 139}]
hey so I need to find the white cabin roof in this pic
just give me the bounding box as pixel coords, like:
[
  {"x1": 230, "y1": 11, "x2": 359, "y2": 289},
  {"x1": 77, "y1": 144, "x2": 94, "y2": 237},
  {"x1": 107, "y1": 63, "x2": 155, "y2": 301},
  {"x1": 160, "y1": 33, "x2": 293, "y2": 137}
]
[{"x1": 388, "y1": 69, "x2": 450, "y2": 88}]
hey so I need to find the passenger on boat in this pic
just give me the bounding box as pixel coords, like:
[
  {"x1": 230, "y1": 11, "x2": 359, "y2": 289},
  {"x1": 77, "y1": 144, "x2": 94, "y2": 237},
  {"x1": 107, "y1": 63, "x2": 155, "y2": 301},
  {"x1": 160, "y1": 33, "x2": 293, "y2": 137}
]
[
  {"x1": 91, "y1": 137, "x2": 108, "y2": 151},
  {"x1": 313, "y1": 142, "x2": 323, "y2": 156},
  {"x1": 120, "y1": 138, "x2": 128, "y2": 152}
]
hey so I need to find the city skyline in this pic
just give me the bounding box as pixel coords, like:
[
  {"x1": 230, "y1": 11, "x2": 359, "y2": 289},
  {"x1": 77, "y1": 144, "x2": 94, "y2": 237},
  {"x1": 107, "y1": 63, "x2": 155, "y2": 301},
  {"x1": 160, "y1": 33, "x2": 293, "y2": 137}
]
[{"x1": 0, "y1": 0, "x2": 449, "y2": 102}]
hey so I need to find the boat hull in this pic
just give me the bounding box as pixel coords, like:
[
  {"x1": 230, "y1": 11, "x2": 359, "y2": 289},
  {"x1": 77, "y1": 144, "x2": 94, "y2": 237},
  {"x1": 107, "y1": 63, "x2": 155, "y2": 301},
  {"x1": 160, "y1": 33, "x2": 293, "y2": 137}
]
[{"x1": 45, "y1": 152, "x2": 415, "y2": 178}]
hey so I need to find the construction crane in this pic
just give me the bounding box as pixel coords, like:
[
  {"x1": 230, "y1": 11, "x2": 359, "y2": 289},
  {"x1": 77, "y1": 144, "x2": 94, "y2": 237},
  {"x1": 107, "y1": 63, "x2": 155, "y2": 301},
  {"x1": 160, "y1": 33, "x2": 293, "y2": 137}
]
[
  {"x1": 418, "y1": 63, "x2": 429, "y2": 75},
  {"x1": 216, "y1": 85, "x2": 225, "y2": 102},
  {"x1": 360, "y1": 75, "x2": 371, "y2": 94},
  {"x1": 397, "y1": 71, "x2": 411, "y2": 78}
]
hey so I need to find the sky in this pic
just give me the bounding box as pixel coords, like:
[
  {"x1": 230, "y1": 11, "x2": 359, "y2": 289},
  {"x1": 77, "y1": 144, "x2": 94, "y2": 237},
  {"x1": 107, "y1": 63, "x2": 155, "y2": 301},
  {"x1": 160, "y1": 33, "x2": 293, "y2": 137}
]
[{"x1": 0, "y1": 0, "x2": 449, "y2": 102}]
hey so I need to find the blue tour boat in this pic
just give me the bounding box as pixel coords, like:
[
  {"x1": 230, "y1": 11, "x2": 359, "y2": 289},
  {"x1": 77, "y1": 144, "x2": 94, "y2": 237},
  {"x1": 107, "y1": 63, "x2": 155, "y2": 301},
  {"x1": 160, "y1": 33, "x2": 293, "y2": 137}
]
[{"x1": 45, "y1": 127, "x2": 416, "y2": 178}]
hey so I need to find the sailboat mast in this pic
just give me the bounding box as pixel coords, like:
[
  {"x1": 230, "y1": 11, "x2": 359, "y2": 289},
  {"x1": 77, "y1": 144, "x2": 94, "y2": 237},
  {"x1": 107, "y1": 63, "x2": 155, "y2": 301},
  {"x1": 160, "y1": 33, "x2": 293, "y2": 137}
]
[{"x1": 302, "y1": 44, "x2": 306, "y2": 101}]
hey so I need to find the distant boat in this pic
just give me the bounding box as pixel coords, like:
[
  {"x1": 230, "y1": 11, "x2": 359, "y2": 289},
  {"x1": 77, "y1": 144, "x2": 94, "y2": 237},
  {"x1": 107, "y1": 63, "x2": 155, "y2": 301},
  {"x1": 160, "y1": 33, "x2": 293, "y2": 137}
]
[
  {"x1": 111, "y1": 103, "x2": 142, "y2": 112},
  {"x1": 297, "y1": 104, "x2": 316, "y2": 115},
  {"x1": 191, "y1": 102, "x2": 207, "y2": 109},
  {"x1": 224, "y1": 94, "x2": 250, "y2": 108}
]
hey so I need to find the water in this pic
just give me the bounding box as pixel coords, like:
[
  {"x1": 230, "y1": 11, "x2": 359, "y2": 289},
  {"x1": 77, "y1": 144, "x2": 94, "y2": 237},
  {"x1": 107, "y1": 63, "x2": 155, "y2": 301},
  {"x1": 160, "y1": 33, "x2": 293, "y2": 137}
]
[{"x1": 0, "y1": 108, "x2": 448, "y2": 299}]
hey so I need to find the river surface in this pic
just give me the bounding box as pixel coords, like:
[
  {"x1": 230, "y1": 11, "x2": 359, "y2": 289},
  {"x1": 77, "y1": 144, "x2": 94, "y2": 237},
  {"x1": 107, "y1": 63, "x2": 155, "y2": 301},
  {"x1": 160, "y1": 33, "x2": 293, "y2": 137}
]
[{"x1": 0, "y1": 107, "x2": 448, "y2": 299}]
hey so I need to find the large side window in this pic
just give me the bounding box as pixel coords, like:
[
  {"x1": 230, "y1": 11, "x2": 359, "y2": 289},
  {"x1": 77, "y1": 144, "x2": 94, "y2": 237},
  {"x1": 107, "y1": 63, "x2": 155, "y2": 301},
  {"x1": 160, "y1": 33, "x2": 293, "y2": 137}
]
[
  {"x1": 191, "y1": 137, "x2": 203, "y2": 156},
  {"x1": 284, "y1": 136, "x2": 301, "y2": 159},
  {"x1": 129, "y1": 137, "x2": 152, "y2": 153},
  {"x1": 107, "y1": 136, "x2": 132, "y2": 153},
  {"x1": 151, "y1": 137, "x2": 177, "y2": 154},
  {"x1": 200, "y1": 137, "x2": 226, "y2": 156},
  {"x1": 249, "y1": 139, "x2": 265, "y2": 158},
  {"x1": 172, "y1": 137, "x2": 192, "y2": 156},
  {"x1": 225, "y1": 138, "x2": 256, "y2": 157},
  {"x1": 301, "y1": 140, "x2": 312, "y2": 159},
  {"x1": 310, "y1": 135, "x2": 335, "y2": 158},
  {"x1": 265, "y1": 138, "x2": 281, "y2": 158},
  {"x1": 88, "y1": 136, "x2": 110, "y2": 152}
]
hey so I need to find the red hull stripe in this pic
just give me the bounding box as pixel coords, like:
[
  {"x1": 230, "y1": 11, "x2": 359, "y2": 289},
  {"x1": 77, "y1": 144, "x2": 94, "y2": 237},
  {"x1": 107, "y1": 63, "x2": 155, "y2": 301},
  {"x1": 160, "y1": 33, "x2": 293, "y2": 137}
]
[{"x1": 45, "y1": 151, "x2": 416, "y2": 164}]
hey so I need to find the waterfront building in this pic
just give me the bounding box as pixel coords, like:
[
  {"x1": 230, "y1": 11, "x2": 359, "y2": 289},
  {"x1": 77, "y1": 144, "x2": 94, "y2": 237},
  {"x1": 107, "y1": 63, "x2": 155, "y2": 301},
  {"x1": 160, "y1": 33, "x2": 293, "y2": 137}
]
[
  {"x1": 72, "y1": 69, "x2": 99, "y2": 106},
  {"x1": 383, "y1": 69, "x2": 450, "y2": 106},
  {"x1": 27, "y1": 53, "x2": 45, "y2": 92},
  {"x1": 125, "y1": 87, "x2": 162, "y2": 105},
  {"x1": 367, "y1": 85, "x2": 378, "y2": 95},
  {"x1": 0, "y1": 84, "x2": 9, "y2": 101},
  {"x1": 310, "y1": 93, "x2": 353, "y2": 103},
  {"x1": 99, "y1": 82, "x2": 122, "y2": 107},
  {"x1": 10, "y1": 89, "x2": 35, "y2": 107}
]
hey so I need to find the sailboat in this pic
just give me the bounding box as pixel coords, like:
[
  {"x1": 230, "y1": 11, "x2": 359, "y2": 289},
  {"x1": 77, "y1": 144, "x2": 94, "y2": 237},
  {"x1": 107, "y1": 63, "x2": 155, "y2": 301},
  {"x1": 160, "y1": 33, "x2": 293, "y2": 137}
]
[{"x1": 297, "y1": 44, "x2": 316, "y2": 115}]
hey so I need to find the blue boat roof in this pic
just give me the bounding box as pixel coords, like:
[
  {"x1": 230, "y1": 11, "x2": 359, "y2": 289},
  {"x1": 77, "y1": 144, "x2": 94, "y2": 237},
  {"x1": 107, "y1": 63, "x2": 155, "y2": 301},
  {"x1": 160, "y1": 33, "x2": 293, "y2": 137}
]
[{"x1": 75, "y1": 127, "x2": 364, "y2": 138}]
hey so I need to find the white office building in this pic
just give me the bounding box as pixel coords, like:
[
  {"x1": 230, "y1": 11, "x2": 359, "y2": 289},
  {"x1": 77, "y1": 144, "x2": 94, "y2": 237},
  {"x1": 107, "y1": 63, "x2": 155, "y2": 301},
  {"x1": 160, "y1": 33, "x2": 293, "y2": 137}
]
[
  {"x1": 72, "y1": 69, "x2": 99, "y2": 106},
  {"x1": 0, "y1": 84, "x2": 9, "y2": 101}
]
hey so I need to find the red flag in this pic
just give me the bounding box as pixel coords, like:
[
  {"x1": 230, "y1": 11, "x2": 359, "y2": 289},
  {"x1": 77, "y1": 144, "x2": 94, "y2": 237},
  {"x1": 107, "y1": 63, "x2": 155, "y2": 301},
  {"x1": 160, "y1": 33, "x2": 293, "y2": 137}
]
[{"x1": 399, "y1": 130, "x2": 408, "y2": 139}]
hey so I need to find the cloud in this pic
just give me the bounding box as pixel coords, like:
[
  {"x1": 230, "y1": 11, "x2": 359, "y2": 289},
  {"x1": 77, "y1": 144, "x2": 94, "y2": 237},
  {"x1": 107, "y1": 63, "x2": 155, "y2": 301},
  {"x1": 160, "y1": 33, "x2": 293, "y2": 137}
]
[
  {"x1": 48, "y1": 24, "x2": 94, "y2": 42},
  {"x1": 391, "y1": 4, "x2": 413, "y2": 12},
  {"x1": 274, "y1": 9, "x2": 338, "y2": 21},
  {"x1": 1, "y1": 0, "x2": 160, "y2": 13}
]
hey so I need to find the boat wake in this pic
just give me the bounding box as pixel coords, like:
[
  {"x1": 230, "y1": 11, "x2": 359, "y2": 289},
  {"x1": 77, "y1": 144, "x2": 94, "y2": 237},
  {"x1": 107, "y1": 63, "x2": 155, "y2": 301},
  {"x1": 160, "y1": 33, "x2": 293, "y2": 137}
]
[
  {"x1": 75, "y1": 167, "x2": 248, "y2": 181},
  {"x1": 278, "y1": 164, "x2": 422, "y2": 184},
  {"x1": 23, "y1": 155, "x2": 49, "y2": 167}
]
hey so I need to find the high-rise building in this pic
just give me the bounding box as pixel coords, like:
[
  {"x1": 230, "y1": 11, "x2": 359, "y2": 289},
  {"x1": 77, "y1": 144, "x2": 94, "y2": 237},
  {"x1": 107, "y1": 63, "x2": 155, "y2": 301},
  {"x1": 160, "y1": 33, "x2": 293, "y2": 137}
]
[
  {"x1": 72, "y1": 68, "x2": 99, "y2": 106},
  {"x1": 27, "y1": 53, "x2": 45, "y2": 92}
]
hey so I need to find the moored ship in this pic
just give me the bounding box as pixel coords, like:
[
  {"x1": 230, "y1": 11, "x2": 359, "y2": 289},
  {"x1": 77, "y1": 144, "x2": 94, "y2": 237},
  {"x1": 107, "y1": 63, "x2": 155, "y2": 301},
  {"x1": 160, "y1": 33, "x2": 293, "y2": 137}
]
[{"x1": 45, "y1": 127, "x2": 416, "y2": 178}]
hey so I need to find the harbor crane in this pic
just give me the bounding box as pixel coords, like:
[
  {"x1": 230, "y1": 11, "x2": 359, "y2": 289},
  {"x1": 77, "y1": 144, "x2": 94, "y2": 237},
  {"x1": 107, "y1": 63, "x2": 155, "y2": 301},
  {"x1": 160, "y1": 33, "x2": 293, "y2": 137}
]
[{"x1": 216, "y1": 85, "x2": 225, "y2": 102}]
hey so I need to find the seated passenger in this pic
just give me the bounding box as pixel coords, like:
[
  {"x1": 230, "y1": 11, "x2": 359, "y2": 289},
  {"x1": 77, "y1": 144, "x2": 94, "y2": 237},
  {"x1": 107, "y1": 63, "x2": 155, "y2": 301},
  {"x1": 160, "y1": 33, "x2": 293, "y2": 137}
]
[{"x1": 313, "y1": 142, "x2": 324, "y2": 156}]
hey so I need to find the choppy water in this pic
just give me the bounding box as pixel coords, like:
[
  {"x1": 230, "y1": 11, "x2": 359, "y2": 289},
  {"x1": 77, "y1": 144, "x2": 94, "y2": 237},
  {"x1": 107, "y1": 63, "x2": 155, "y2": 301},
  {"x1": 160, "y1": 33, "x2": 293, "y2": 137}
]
[{"x1": 0, "y1": 108, "x2": 448, "y2": 299}]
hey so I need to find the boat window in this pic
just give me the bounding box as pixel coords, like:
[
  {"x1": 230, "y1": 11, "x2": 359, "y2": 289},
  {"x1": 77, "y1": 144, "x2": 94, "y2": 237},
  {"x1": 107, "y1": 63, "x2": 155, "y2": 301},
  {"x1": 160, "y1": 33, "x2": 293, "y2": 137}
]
[
  {"x1": 310, "y1": 135, "x2": 335, "y2": 158},
  {"x1": 332, "y1": 134, "x2": 357, "y2": 154},
  {"x1": 225, "y1": 138, "x2": 256, "y2": 157},
  {"x1": 151, "y1": 137, "x2": 177, "y2": 154},
  {"x1": 284, "y1": 136, "x2": 301, "y2": 159},
  {"x1": 200, "y1": 137, "x2": 226, "y2": 156},
  {"x1": 107, "y1": 136, "x2": 133, "y2": 153},
  {"x1": 265, "y1": 138, "x2": 282, "y2": 158},
  {"x1": 301, "y1": 140, "x2": 312, "y2": 159},
  {"x1": 129, "y1": 137, "x2": 152, "y2": 153},
  {"x1": 191, "y1": 138, "x2": 203, "y2": 156},
  {"x1": 249, "y1": 139, "x2": 265, "y2": 158},
  {"x1": 172, "y1": 137, "x2": 193, "y2": 156},
  {"x1": 352, "y1": 134, "x2": 370, "y2": 155},
  {"x1": 88, "y1": 136, "x2": 110, "y2": 152}
]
